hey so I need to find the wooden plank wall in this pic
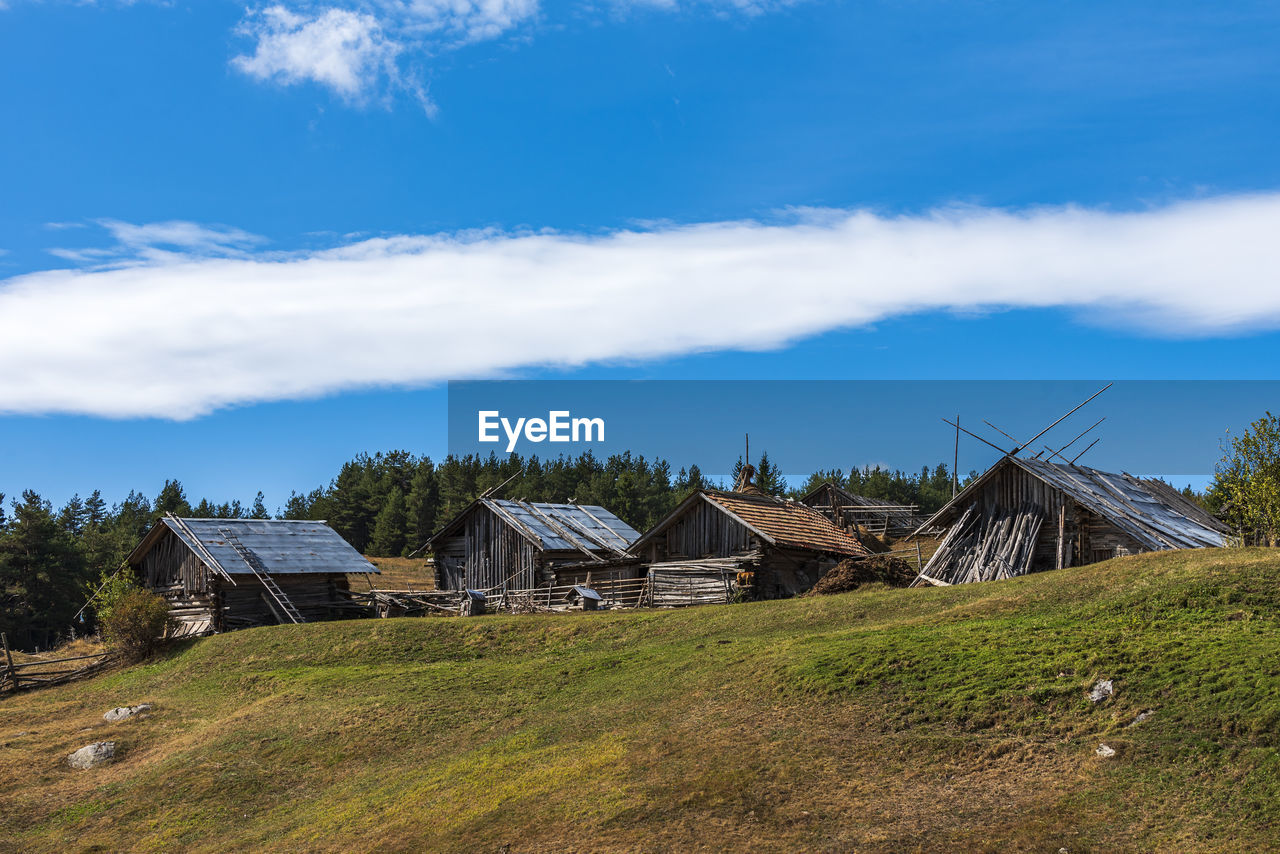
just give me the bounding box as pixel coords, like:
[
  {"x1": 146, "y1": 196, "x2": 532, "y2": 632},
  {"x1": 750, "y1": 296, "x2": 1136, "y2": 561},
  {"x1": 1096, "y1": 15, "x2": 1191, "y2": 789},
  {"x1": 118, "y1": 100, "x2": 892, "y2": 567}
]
[
  {"x1": 649, "y1": 499, "x2": 753, "y2": 562},
  {"x1": 217, "y1": 574, "x2": 360, "y2": 630},
  {"x1": 432, "y1": 506, "x2": 541, "y2": 591},
  {"x1": 963, "y1": 466, "x2": 1148, "y2": 572},
  {"x1": 140, "y1": 527, "x2": 210, "y2": 594}
]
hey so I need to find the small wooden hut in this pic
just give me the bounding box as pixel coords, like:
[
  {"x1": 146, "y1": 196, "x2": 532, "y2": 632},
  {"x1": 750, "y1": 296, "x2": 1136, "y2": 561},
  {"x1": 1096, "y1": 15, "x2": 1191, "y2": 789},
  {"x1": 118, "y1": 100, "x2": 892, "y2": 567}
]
[
  {"x1": 127, "y1": 517, "x2": 377, "y2": 635},
  {"x1": 628, "y1": 489, "x2": 870, "y2": 602},
  {"x1": 914, "y1": 456, "x2": 1229, "y2": 586},
  {"x1": 799, "y1": 481, "x2": 922, "y2": 538},
  {"x1": 427, "y1": 499, "x2": 640, "y2": 591}
]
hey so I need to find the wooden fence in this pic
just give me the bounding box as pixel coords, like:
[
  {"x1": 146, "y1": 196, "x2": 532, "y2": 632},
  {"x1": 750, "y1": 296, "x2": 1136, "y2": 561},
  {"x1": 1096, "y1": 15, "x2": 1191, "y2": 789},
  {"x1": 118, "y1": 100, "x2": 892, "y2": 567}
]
[{"x1": 1, "y1": 633, "x2": 111, "y2": 695}]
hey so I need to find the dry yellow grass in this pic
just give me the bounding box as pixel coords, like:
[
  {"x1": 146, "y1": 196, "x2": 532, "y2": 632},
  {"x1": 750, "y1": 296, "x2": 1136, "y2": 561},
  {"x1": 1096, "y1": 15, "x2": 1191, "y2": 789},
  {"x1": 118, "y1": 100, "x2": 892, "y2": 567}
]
[{"x1": 348, "y1": 555, "x2": 436, "y2": 591}]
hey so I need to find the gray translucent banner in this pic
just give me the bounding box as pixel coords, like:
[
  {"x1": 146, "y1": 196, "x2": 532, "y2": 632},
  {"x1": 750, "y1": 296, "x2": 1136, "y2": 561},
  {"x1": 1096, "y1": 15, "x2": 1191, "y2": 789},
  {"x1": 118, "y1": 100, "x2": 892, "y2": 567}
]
[{"x1": 448, "y1": 380, "x2": 1280, "y2": 478}]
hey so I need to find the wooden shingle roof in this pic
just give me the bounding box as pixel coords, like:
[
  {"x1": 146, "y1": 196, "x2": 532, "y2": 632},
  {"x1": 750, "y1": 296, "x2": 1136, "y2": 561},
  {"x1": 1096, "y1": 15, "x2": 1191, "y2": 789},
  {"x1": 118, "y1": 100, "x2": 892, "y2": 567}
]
[{"x1": 633, "y1": 489, "x2": 870, "y2": 558}]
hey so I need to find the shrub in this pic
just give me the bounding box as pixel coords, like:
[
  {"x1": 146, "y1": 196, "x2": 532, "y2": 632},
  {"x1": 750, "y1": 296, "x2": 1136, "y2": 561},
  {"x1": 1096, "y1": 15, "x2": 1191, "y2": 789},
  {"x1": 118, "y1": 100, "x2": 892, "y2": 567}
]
[
  {"x1": 100, "y1": 588, "x2": 173, "y2": 662},
  {"x1": 1214, "y1": 411, "x2": 1280, "y2": 546}
]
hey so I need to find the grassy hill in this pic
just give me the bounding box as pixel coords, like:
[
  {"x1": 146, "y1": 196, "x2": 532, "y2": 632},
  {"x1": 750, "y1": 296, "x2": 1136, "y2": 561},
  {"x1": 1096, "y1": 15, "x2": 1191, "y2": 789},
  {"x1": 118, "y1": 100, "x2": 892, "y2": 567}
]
[{"x1": 2, "y1": 548, "x2": 1279, "y2": 853}]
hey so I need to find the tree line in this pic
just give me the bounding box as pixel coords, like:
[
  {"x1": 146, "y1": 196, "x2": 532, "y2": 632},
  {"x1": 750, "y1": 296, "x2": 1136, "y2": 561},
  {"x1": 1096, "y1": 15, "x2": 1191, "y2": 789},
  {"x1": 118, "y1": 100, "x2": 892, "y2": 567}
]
[{"x1": 0, "y1": 450, "x2": 967, "y2": 649}]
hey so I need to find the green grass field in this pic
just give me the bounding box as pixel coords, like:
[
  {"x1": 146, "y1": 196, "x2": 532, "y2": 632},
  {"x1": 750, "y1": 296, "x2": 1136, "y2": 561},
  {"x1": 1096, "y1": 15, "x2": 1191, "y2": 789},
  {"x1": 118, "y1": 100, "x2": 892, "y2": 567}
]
[{"x1": 3, "y1": 548, "x2": 1279, "y2": 853}]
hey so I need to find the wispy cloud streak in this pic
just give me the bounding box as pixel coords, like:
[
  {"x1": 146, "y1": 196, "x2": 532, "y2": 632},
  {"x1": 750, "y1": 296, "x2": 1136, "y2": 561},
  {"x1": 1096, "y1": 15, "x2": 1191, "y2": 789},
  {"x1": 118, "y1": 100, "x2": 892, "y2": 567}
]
[{"x1": 4, "y1": 194, "x2": 1280, "y2": 419}]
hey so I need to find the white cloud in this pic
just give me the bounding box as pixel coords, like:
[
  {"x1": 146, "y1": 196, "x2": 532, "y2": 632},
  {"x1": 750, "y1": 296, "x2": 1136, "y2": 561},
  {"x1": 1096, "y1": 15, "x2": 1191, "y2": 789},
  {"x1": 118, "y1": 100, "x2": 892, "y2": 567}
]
[
  {"x1": 232, "y1": 6, "x2": 425, "y2": 108},
  {"x1": 387, "y1": 0, "x2": 540, "y2": 43},
  {"x1": 47, "y1": 220, "x2": 266, "y2": 265},
  {"x1": 230, "y1": 0, "x2": 541, "y2": 110},
  {"x1": 5, "y1": 193, "x2": 1280, "y2": 420}
]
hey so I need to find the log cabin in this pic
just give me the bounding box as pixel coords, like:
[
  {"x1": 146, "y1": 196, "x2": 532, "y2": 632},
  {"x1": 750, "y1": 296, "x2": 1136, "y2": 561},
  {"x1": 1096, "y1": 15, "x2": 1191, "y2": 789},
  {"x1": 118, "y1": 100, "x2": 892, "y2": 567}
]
[
  {"x1": 913, "y1": 455, "x2": 1229, "y2": 586},
  {"x1": 426, "y1": 499, "x2": 640, "y2": 591},
  {"x1": 127, "y1": 517, "x2": 377, "y2": 636},
  {"x1": 628, "y1": 489, "x2": 870, "y2": 601}
]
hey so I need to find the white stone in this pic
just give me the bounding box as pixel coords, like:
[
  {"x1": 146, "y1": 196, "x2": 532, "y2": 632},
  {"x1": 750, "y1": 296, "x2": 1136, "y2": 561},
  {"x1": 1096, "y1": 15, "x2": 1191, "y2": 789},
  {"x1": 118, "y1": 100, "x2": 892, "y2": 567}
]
[
  {"x1": 1095, "y1": 743, "x2": 1116, "y2": 758},
  {"x1": 68, "y1": 741, "x2": 116, "y2": 769},
  {"x1": 1128, "y1": 709, "x2": 1154, "y2": 727},
  {"x1": 103, "y1": 704, "x2": 152, "y2": 722},
  {"x1": 1088, "y1": 679, "x2": 1114, "y2": 703}
]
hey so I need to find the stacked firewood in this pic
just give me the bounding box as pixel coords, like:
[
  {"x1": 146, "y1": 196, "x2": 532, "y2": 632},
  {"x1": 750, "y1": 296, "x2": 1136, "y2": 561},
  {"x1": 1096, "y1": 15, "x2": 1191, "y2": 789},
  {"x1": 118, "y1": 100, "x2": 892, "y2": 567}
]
[{"x1": 917, "y1": 503, "x2": 1045, "y2": 585}]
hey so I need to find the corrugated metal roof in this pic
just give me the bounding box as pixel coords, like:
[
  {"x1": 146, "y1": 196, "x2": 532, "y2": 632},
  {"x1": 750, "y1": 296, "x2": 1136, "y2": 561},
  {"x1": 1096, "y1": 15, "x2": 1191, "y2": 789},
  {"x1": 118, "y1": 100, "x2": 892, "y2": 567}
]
[
  {"x1": 445, "y1": 499, "x2": 640, "y2": 555},
  {"x1": 146, "y1": 518, "x2": 378, "y2": 576},
  {"x1": 918, "y1": 456, "x2": 1227, "y2": 552},
  {"x1": 1010, "y1": 458, "x2": 1227, "y2": 550},
  {"x1": 701, "y1": 490, "x2": 870, "y2": 557}
]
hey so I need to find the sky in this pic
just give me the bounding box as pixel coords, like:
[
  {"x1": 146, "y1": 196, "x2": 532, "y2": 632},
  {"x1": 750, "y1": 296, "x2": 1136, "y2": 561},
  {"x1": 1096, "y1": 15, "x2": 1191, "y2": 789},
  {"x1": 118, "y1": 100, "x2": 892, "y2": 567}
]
[{"x1": 1, "y1": 0, "x2": 1279, "y2": 509}]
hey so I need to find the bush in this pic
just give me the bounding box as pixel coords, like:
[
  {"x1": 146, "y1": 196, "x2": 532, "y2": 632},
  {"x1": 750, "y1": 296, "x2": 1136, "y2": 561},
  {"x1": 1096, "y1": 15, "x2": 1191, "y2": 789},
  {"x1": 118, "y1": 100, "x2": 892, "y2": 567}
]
[{"x1": 100, "y1": 588, "x2": 173, "y2": 662}]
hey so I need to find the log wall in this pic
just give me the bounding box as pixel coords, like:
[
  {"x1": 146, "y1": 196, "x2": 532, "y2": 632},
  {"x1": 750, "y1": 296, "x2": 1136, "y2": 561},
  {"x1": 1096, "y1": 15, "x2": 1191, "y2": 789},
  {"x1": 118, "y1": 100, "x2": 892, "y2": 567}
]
[
  {"x1": 957, "y1": 466, "x2": 1148, "y2": 573},
  {"x1": 433, "y1": 505, "x2": 541, "y2": 590},
  {"x1": 645, "y1": 498, "x2": 754, "y2": 562},
  {"x1": 140, "y1": 528, "x2": 210, "y2": 594}
]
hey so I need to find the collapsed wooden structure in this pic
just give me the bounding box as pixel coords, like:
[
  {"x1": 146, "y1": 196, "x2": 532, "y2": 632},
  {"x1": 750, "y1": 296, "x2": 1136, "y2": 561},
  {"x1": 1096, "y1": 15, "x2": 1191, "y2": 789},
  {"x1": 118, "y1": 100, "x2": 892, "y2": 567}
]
[
  {"x1": 799, "y1": 481, "x2": 923, "y2": 538},
  {"x1": 128, "y1": 517, "x2": 378, "y2": 635},
  {"x1": 629, "y1": 489, "x2": 871, "y2": 601},
  {"x1": 426, "y1": 499, "x2": 640, "y2": 591},
  {"x1": 914, "y1": 456, "x2": 1229, "y2": 586}
]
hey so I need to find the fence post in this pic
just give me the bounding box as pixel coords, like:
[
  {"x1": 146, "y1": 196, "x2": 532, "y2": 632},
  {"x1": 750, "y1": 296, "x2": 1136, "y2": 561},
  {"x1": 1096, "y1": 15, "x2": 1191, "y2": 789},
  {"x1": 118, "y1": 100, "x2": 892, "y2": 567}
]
[{"x1": 1, "y1": 632, "x2": 17, "y2": 692}]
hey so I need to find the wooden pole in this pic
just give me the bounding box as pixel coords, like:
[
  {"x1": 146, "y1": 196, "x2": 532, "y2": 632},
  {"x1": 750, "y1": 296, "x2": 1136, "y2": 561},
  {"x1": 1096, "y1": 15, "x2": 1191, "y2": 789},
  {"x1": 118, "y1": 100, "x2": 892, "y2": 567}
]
[
  {"x1": 2, "y1": 632, "x2": 17, "y2": 692},
  {"x1": 1011, "y1": 382, "x2": 1113, "y2": 456},
  {"x1": 1056, "y1": 504, "x2": 1066, "y2": 570},
  {"x1": 952, "y1": 415, "x2": 959, "y2": 498}
]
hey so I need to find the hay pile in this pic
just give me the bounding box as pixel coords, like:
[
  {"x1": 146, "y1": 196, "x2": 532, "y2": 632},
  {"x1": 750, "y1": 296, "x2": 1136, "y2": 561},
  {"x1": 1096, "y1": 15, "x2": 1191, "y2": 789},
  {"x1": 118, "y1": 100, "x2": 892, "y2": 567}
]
[{"x1": 805, "y1": 555, "x2": 916, "y2": 596}]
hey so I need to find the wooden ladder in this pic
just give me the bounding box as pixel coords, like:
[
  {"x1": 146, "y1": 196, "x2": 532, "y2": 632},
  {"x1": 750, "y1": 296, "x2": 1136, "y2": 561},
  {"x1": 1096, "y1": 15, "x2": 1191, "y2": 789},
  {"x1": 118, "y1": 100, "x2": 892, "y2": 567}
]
[{"x1": 219, "y1": 527, "x2": 306, "y2": 624}]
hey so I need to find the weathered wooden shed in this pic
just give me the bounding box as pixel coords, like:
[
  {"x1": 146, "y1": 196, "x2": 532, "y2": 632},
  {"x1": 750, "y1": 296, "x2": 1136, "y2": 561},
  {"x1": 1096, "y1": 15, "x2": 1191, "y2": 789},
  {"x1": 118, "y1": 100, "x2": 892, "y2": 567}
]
[
  {"x1": 427, "y1": 499, "x2": 640, "y2": 591},
  {"x1": 799, "y1": 481, "x2": 923, "y2": 538},
  {"x1": 628, "y1": 489, "x2": 870, "y2": 601},
  {"x1": 127, "y1": 517, "x2": 378, "y2": 635},
  {"x1": 914, "y1": 456, "x2": 1229, "y2": 586}
]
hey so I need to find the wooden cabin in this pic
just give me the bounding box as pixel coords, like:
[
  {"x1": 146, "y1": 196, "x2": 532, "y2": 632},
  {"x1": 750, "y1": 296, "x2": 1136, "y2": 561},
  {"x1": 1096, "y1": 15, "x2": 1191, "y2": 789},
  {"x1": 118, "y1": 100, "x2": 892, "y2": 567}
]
[
  {"x1": 628, "y1": 489, "x2": 870, "y2": 601},
  {"x1": 127, "y1": 517, "x2": 378, "y2": 636},
  {"x1": 427, "y1": 499, "x2": 640, "y2": 591},
  {"x1": 799, "y1": 481, "x2": 922, "y2": 538},
  {"x1": 914, "y1": 456, "x2": 1229, "y2": 586}
]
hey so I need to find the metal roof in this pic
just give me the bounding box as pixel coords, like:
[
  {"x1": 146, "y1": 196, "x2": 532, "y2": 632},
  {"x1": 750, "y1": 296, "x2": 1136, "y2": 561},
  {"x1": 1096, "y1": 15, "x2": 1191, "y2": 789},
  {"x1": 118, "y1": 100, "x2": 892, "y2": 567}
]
[
  {"x1": 431, "y1": 499, "x2": 640, "y2": 556},
  {"x1": 918, "y1": 456, "x2": 1228, "y2": 551},
  {"x1": 129, "y1": 518, "x2": 378, "y2": 577}
]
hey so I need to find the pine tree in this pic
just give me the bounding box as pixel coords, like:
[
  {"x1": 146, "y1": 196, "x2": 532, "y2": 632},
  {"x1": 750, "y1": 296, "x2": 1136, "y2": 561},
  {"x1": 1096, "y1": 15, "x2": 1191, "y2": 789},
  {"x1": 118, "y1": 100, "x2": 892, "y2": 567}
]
[
  {"x1": 330, "y1": 459, "x2": 375, "y2": 551},
  {"x1": 369, "y1": 487, "x2": 409, "y2": 556},
  {"x1": 281, "y1": 490, "x2": 315, "y2": 520},
  {"x1": 406, "y1": 458, "x2": 440, "y2": 546},
  {"x1": 250, "y1": 491, "x2": 270, "y2": 520},
  {"x1": 154, "y1": 479, "x2": 191, "y2": 518},
  {"x1": 688, "y1": 464, "x2": 707, "y2": 491},
  {"x1": 58, "y1": 494, "x2": 87, "y2": 537},
  {"x1": 754, "y1": 452, "x2": 786, "y2": 496},
  {"x1": 0, "y1": 491, "x2": 88, "y2": 649},
  {"x1": 84, "y1": 490, "x2": 107, "y2": 528}
]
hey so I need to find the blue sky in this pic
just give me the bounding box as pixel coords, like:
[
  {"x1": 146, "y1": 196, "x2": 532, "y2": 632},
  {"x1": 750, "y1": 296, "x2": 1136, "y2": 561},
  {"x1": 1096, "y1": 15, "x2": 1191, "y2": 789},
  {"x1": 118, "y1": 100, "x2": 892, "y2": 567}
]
[{"x1": 1, "y1": 1, "x2": 1279, "y2": 509}]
